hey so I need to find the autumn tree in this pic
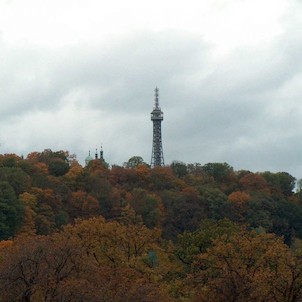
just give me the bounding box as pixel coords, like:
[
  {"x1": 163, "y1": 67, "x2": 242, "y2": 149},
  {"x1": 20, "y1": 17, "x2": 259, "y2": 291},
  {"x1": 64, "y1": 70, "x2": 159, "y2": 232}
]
[
  {"x1": 64, "y1": 216, "x2": 162, "y2": 269},
  {"x1": 228, "y1": 191, "x2": 251, "y2": 222},
  {"x1": 67, "y1": 191, "x2": 100, "y2": 219},
  {"x1": 129, "y1": 188, "x2": 163, "y2": 228},
  {"x1": 175, "y1": 219, "x2": 239, "y2": 267},
  {"x1": 190, "y1": 230, "x2": 302, "y2": 302},
  {"x1": 17, "y1": 192, "x2": 37, "y2": 235},
  {"x1": 150, "y1": 166, "x2": 182, "y2": 191},
  {"x1": 62, "y1": 161, "x2": 83, "y2": 191},
  {"x1": 0, "y1": 219, "x2": 172, "y2": 302},
  {"x1": 27, "y1": 149, "x2": 70, "y2": 177},
  {"x1": 239, "y1": 172, "x2": 270, "y2": 193}
]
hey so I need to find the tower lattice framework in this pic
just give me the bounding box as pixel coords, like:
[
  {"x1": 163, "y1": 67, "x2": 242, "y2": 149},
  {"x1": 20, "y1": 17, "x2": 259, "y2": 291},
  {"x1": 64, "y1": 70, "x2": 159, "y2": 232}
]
[{"x1": 151, "y1": 87, "x2": 164, "y2": 167}]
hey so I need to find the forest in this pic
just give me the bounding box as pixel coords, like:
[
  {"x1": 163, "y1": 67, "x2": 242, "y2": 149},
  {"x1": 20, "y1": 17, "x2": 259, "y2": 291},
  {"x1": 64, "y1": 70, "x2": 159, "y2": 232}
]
[{"x1": 1, "y1": 149, "x2": 302, "y2": 301}]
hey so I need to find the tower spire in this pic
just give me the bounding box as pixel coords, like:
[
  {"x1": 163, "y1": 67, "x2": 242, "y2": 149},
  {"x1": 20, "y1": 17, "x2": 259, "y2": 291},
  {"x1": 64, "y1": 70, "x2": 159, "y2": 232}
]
[
  {"x1": 151, "y1": 87, "x2": 164, "y2": 167},
  {"x1": 154, "y1": 87, "x2": 159, "y2": 109}
]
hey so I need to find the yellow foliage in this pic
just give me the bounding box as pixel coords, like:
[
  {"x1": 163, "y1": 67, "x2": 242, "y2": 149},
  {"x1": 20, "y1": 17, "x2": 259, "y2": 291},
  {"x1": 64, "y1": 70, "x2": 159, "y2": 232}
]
[{"x1": 190, "y1": 231, "x2": 302, "y2": 302}]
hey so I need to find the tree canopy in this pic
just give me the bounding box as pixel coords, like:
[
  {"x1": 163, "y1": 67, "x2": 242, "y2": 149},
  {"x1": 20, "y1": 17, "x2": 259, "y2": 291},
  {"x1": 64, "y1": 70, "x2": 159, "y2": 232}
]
[{"x1": 1, "y1": 150, "x2": 302, "y2": 301}]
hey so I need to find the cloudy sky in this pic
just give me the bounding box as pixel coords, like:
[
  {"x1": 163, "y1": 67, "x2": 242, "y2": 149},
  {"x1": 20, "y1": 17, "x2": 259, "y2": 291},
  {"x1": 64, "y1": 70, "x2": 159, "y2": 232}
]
[{"x1": 1, "y1": 0, "x2": 302, "y2": 178}]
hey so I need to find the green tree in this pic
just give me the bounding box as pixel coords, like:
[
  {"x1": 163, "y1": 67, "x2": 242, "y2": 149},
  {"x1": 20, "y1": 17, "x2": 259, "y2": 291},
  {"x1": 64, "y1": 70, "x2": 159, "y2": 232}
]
[
  {"x1": 271, "y1": 199, "x2": 302, "y2": 245},
  {"x1": 48, "y1": 158, "x2": 70, "y2": 176},
  {"x1": 199, "y1": 187, "x2": 232, "y2": 220},
  {"x1": 130, "y1": 188, "x2": 163, "y2": 228},
  {"x1": 245, "y1": 194, "x2": 274, "y2": 231},
  {"x1": 0, "y1": 154, "x2": 20, "y2": 168},
  {"x1": 124, "y1": 156, "x2": 147, "y2": 168},
  {"x1": 0, "y1": 181, "x2": 24, "y2": 239},
  {"x1": 161, "y1": 189, "x2": 204, "y2": 240},
  {"x1": 0, "y1": 167, "x2": 31, "y2": 195},
  {"x1": 262, "y1": 171, "x2": 296, "y2": 196},
  {"x1": 171, "y1": 161, "x2": 188, "y2": 178},
  {"x1": 202, "y1": 162, "x2": 234, "y2": 183}
]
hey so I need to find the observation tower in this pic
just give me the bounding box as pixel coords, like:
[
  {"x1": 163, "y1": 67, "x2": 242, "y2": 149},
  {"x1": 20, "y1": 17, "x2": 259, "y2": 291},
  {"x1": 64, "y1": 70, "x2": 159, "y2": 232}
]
[{"x1": 151, "y1": 87, "x2": 164, "y2": 167}]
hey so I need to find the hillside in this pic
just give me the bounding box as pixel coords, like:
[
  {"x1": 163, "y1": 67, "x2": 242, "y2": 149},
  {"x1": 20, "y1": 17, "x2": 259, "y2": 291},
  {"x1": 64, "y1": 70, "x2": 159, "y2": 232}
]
[{"x1": 1, "y1": 149, "x2": 302, "y2": 301}]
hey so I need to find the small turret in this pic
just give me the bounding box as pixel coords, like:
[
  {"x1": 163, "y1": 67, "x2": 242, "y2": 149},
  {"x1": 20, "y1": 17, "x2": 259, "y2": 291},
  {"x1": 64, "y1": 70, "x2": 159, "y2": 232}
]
[
  {"x1": 85, "y1": 150, "x2": 93, "y2": 166},
  {"x1": 85, "y1": 146, "x2": 105, "y2": 166},
  {"x1": 100, "y1": 146, "x2": 104, "y2": 161}
]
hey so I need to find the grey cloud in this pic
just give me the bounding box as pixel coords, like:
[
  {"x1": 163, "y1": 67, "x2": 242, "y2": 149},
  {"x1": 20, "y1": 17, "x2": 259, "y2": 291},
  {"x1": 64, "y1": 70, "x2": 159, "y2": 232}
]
[
  {"x1": 0, "y1": 46, "x2": 68, "y2": 119},
  {"x1": 1, "y1": 23, "x2": 302, "y2": 178},
  {"x1": 46, "y1": 31, "x2": 211, "y2": 113},
  {"x1": 0, "y1": 30, "x2": 209, "y2": 121},
  {"x1": 163, "y1": 28, "x2": 302, "y2": 177}
]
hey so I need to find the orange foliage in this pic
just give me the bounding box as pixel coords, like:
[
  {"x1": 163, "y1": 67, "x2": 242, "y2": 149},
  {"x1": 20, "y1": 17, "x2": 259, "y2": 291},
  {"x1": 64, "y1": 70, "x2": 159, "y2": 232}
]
[
  {"x1": 19, "y1": 192, "x2": 37, "y2": 207},
  {"x1": 68, "y1": 191, "x2": 100, "y2": 219},
  {"x1": 0, "y1": 240, "x2": 13, "y2": 251},
  {"x1": 239, "y1": 173, "x2": 270, "y2": 193},
  {"x1": 182, "y1": 186, "x2": 200, "y2": 203},
  {"x1": 34, "y1": 162, "x2": 49, "y2": 174},
  {"x1": 31, "y1": 188, "x2": 62, "y2": 211},
  {"x1": 228, "y1": 191, "x2": 251, "y2": 205},
  {"x1": 26, "y1": 151, "x2": 40, "y2": 162},
  {"x1": 64, "y1": 162, "x2": 83, "y2": 179}
]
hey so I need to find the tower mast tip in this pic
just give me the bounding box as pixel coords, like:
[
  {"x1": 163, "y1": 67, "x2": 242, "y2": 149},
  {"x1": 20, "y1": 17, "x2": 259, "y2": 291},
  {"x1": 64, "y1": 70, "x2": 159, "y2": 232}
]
[{"x1": 154, "y1": 87, "x2": 159, "y2": 108}]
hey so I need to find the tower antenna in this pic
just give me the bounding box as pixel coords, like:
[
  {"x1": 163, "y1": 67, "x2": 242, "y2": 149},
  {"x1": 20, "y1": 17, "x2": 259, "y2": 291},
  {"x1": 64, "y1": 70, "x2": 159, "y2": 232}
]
[
  {"x1": 151, "y1": 87, "x2": 164, "y2": 167},
  {"x1": 154, "y1": 87, "x2": 159, "y2": 108}
]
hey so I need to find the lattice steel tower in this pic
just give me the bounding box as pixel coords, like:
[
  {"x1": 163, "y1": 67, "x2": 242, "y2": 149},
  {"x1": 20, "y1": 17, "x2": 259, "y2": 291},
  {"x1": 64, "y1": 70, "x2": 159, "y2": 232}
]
[{"x1": 151, "y1": 87, "x2": 164, "y2": 167}]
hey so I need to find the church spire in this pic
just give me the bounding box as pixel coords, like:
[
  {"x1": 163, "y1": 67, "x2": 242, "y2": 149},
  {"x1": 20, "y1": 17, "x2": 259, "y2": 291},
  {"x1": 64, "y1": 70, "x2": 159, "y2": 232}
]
[{"x1": 100, "y1": 145, "x2": 104, "y2": 160}]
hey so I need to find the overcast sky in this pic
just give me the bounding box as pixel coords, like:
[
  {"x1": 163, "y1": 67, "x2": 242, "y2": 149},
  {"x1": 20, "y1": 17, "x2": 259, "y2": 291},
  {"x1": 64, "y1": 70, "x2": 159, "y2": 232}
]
[{"x1": 1, "y1": 0, "x2": 302, "y2": 178}]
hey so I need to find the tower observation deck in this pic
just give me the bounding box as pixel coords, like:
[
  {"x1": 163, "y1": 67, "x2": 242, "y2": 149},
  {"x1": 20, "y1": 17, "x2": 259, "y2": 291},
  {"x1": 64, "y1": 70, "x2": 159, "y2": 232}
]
[{"x1": 151, "y1": 87, "x2": 164, "y2": 167}]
